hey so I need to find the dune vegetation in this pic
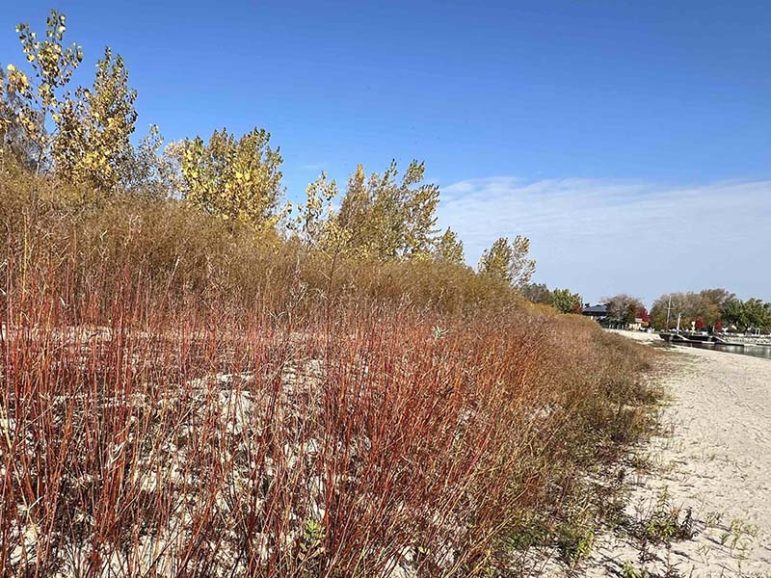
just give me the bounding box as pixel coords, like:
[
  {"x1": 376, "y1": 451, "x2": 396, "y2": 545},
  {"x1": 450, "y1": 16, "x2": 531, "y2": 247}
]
[{"x1": 1, "y1": 11, "x2": 659, "y2": 577}]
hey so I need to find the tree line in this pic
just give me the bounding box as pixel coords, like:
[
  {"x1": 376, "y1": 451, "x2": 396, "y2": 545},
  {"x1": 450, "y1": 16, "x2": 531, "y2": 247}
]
[
  {"x1": 572, "y1": 289, "x2": 771, "y2": 334},
  {"x1": 0, "y1": 11, "x2": 536, "y2": 289},
  {"x1": 650, "y1": 289, "x2": 771, "y2": 333}
]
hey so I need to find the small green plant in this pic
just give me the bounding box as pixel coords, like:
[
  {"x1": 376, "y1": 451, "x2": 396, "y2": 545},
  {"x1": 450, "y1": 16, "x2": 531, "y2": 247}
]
[
  {"x1": 302, "y1": 518, "x2": 324, "y2": 550},
  {"x1": 556, "y1": 522, "x2": 595, "y2": 566},
  {"x1": 298, "y1": 518, "x2": 325, "y2": 574},
  {"x1": 704, "y1": 510, "x2": 722, "y2": 526},
  {"x1": 636, "y1": 489, "x2": 696, "y2": 545},
  {"x1": 719, "y1": 517, "x2": 758, "y2": 553},
  {"x1": 506, "y1": 517, "x2": 550, "y2": 550},
  {"x1": 622, "y1": 560, "x2": 649, "y2": 578}
]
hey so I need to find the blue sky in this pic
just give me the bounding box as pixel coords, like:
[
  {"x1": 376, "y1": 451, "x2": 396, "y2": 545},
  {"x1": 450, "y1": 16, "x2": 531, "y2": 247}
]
[{"x1": 2, "y1": 1, "x2": 770, "y2": 304}]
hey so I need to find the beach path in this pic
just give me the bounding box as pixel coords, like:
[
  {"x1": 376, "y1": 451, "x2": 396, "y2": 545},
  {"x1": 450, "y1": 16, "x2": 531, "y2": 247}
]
[{"x1": 588, "y1": 333, "x2": 771, "y2": 577}]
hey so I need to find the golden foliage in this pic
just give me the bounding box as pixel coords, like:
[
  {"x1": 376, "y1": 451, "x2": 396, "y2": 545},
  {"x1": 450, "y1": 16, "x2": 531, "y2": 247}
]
[
  {"x1": 434, "y1": 227, "x2": 465, "y2": 265},
  {"x1": 180, "y1": 128, "x2": 284, "y2": 230},
  {"x1": 52, "y1": 48, "x2": 138, "y2": 191},
  {"x1": 335, "y1": 160, "x2": 440, "y2": 260},
  {"x1": 478, "y1": 235, "x2": 536, "y2": 287}
]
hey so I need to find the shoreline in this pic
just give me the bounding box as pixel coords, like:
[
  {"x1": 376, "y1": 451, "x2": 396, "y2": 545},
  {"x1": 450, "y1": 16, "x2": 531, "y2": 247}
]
[{"x1": 582, "y1": 330, "x2": 771, "y2": 576}]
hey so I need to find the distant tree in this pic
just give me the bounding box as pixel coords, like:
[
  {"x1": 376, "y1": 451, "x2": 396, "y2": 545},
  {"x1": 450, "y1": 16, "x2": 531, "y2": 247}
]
[
  {"x1": 521, "y1": 283, "x2": 552, "y2": 305},
  {"x1": 509, "y1": 236, "x2": 536, "y2": 287},
  {"x1": 337, "y1": 164, "x2": 368, "y2": 244},
  {"x1": 180, "y1": 128, "x2": 284, "y2": 230},
  {"x1": 398, "y1": 161, "x2": 440, "y2": 258},
  {"x1": 120, "y1": 125, "x2": 179, "y2": 197},
  {"x1": 743, "y1": 298, "x2": 771, "y2": 333},
  {"x1": 650, "y1": 294, "x2": 674, "y2": 330},
  {"x1": 478, "y1": 238, "x2": 512, "y2": 283},
  {"x1": 335, "y1": 160, "x2": 439, "y2": 260},
  {"x1": 551, "y1": 288, "x2": 582, "y2": 314},
  {"x1": 721, "y1": 297, "x2": 771, "y2": 333},
  {"x1": 650, "y1": 290, "x2": 738, "y2": 331},
  {"x1": 434, "y1": 227, "x2": 465, "y2": 265},
  {"x1": 292, "y1": 171, "x2": 340, "y2": 247},
  {"x1": 478, "y1": 236, "x2": 535, "y2": 287},
  {"x1": 700, "y1": 288, "x2": 736, "y2": 315},
  {"x1": 604, "y1": 294, "x2": 645, "y2": 326},
  {"x1": 721, "y1": 298, "x2": 746, "y2": 330}
]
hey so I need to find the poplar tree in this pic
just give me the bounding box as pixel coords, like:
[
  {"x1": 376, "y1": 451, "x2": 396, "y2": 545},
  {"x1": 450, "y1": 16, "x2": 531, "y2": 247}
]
[
  {"x1": 478, "y1": 237, "x2": 512, "y2": 283},
  {"x1": 2, "y1": 10, "x2": 83, "y2": 170},
  {"x1": 478, "y1": 235, "x2": 535, "y2": 287},
  {"x1": 434, "y1": 227, "x2": 465, "y2": 265},
  {"x1": 336, "y1": 160, "x2": 439, "y2": 260},
  {"x1": 293, "y1": 171, "x2": 342, "y2": 247},
  {"x1": 53, "y1": 48, "x2": 138, "y2": 190},
  {"x1": 180, "y1": 128, "x2": 284, "y2": 230},
  {"x1": 4, "y1": 11, "x2": 142, "y2": 192}
]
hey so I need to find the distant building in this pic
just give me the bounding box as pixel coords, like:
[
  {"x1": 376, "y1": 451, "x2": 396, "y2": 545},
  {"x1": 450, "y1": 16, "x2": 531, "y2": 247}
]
[
  {"x1": 582, "y1": 304, "x2": 647, "y2": 330},
  {"x1": 582, "y1": 303, "x2": 609, "y2": 324}
]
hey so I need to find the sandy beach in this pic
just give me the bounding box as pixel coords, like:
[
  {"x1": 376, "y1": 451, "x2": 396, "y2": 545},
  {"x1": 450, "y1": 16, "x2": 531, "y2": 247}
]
[{"x1": 584, "y1": 331, "x2": 771, "y2": 577}]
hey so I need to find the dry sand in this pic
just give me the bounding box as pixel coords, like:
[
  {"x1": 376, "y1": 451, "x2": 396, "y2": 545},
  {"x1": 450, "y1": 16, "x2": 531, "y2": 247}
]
[{"x1": 581, "y1": 331, "x2": 771, "y2": 577}]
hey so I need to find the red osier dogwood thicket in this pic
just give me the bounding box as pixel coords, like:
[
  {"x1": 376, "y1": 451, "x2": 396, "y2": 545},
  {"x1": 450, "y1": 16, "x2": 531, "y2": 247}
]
[{"x1": 0, "y1": 174, "x2": 655, "y2": 577}]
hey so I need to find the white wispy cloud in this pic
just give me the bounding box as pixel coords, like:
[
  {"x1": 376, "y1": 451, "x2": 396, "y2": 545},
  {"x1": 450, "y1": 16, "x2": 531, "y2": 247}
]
[{"x1": 437, "y1": 177, "x2": 771, "y2": 304}]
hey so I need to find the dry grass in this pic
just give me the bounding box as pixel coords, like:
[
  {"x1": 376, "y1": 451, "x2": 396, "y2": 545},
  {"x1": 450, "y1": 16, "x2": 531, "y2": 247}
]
[{"x1": 0, "y1": 169, "x2": 658, "y2": 577}]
